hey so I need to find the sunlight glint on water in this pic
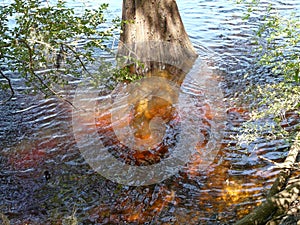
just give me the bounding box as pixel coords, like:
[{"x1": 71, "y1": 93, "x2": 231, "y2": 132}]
[{"x1": 0, "y1": 0, "x2": 300, "y2": 224}]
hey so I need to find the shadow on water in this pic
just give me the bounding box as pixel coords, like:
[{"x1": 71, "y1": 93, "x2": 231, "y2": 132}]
[{"x1": 1, "y1": 0, "x2": 300, "y2": 224}]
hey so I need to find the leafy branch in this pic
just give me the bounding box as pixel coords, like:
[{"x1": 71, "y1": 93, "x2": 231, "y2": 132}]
[
  {"x1": 234, "y1": 0, "x2": 300, "y2": 144},
  {"x1": 0, "y1": 0, "x2": 120, "y2": 102}
]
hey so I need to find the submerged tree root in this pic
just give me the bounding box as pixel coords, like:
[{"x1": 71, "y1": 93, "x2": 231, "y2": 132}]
[{"x1": 235, "y1": 132, "x2": 300, "y2": 225}]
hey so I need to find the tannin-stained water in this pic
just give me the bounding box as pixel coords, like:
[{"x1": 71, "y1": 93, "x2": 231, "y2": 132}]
[{"x1": 0, "y1": 0, "x2": 300, "y2": 224}]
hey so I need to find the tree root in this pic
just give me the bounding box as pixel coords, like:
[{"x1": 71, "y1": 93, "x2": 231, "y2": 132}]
[{"x1": 235, "y1": 132, "x2": 300, "y2": 225}]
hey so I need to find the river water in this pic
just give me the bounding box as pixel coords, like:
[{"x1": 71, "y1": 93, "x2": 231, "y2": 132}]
[{"x1": 0, "y1": 0, "x2": 299, "y2": 224}]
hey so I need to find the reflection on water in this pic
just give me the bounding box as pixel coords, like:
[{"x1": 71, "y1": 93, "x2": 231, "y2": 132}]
[
  {"x1": 1, "y1": 0, "x2": 300, "y2": 224},
  {"x1": 96, "y1": 73, "x2": 179, "y2": 166}
]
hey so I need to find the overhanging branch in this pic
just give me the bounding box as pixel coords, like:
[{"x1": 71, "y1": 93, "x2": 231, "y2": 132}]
[
  {"x1": 19, "y1": 39, "x2": 78, "y2": 109},
  {"x1": 0, "y1": 70, "x2": 15, "y2": 103}
]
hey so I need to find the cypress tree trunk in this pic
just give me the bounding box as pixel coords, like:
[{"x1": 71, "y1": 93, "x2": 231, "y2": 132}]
[
  {"x1": 118, "y1": 0, "x2": 198, "y2": 75},
  {"x1": 116, "y1": 0, "x2": 198, "y2": 152}
]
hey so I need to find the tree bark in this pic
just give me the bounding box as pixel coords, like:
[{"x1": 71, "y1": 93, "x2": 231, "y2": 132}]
[
  {"x1": 235, "y1": 132, "x2": 300, "y2": 225},
  {"x1": 115, "y1": 0, "x2": 198, "y2": 153},
  {"x1": 118, "y1": 0, "x2": 198, "y2": 76}
]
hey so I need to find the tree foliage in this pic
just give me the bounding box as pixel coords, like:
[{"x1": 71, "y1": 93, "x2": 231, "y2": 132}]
[
  {"x1": 235, "y1": 0, "x2": 300, "y2": 144},
  {"x1": 236, "y1": 0, "x2": 300, "y2": 82},
  {"x1": 0, "y1": 0, "x2": 119, "y2": 101}
]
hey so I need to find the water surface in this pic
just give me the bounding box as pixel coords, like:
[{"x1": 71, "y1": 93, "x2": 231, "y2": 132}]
[{"x1": 0, "y1": 0, "x2": 299, "y2": 224}]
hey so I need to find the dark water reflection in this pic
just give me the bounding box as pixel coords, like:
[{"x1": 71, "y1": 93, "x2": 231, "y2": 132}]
[{"x1": 0, "y1": 0, "x2": 300, "y2": 224}]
